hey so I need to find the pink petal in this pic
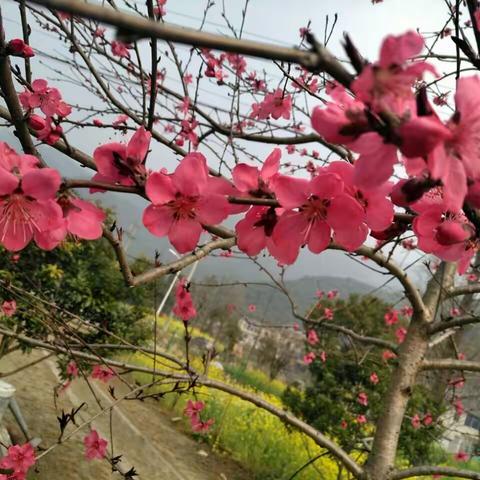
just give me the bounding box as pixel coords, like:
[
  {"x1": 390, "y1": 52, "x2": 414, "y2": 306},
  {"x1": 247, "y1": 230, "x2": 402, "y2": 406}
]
[
  {"x1": 310, "y1": 172, "x2": 344, "y2": 199},
  {"x1": 272, "y1": 175, "x2": 310, "y2": 209},
  {"x1": 232, "y1": 163, "x2": 259, "y2": 192},
  {"x1": 236, "y1": 215, "x2": 267, "y2": 256},
  {"x1": 379, "y1": 31, "x2": 425, "y2": 68},
  {"x1": 142, "y1": 204, "x2": 174, "y2": 237},
  {"x1": 0, "y1": 169, "x2": 19, "y2": 195},
  {"x1": 145, "y1": 171, "x2": 176, "y2": 204},
  {"x1": 31, "y1": 199, "x2": 64, "y2": 232},
  {"x1": 34, "y1": 222, "x2": 67, "y2": 250},
  {"x1": 327, "y1": 194, "x2": 365, "y2": 230},
  {"x1": 399, "y1": 116, "x2": 452, "y2": 158},
  {"x1": 93, "y1": 143, "x2": 127, "y2": 178},
  {"x1": 334, "y1": 223, "x2": 369, "y2": 251},
  {"x1": 168, "y1": 218, "x2": 203, "y2": 253},
  {"x1": 352, "y1": 133, "x2": 398, "y2": 190},
  {"x1": 126, "y1": 126, "x2": 151, "y2": 164},
  {"x1": 271, "y1": 211, "x2": 306, "y2": 264},
  {"x1": 443, "y1": 157, "x2": 467, "y2": 213},
  {"x1": 365, "y1": 197, "x2": 394, "y2": 231},
  {"x1": 307, "y1": 220, "x2": 331, "y2": 254},
  {"x1": 22, "y1": 168, "x2": 61, "y2": 200},
  {"x1": 327, "y1": 161, "x2": 355, "y2": 188},
  {"x1": 172, "y1": 153, "x2": 208, "y2": 196},
  {"x1": 67, "y1": 199, "x2": 105, "y2": 239},
  {"x1": 260, "y1": 148, "x2": 281, "y2": 181},
  {"x1": 196, "y1": 194, "x2": 230, "y2": 225},
  {"x1": 435, "y1": 220, "x2": 470, "y2": 246}
]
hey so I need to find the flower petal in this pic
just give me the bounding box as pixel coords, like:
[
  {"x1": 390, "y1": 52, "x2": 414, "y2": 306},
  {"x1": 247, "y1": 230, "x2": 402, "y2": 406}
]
[
  {"x1": 142, "y1": 204, "x2": 174, "y2": 237},
  {"x1": 22, "y1": 168, "x2": 61, "y2": 200},
  {"x1": 145, "y1": 171, "x2": 176, "y2": 204},
  {"x1": 168, "y1": 218, "x2": 203, "y2": 253}
]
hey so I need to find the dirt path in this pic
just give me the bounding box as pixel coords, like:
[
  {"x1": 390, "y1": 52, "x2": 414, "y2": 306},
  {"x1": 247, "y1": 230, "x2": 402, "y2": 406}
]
[{"x1": 0, "y1": 351, "x2": 249, "y2": 480}]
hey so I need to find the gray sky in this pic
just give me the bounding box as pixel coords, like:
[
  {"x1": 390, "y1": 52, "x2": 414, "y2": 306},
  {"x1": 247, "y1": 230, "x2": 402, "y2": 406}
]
[{"x1": 0, "y1": 0, "x2": 457, "y2": 288}]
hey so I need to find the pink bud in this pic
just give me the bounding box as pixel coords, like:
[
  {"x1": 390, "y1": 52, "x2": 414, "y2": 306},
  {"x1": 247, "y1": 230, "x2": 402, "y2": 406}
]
[{"x1": 28, "y1": 114, "x2": 47, "y2": 131}]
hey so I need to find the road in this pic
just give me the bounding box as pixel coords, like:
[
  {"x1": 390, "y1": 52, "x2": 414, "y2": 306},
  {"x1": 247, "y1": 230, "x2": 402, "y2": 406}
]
[{"x1": 0, "y1": 351, "x2": 247, "y2": 480}]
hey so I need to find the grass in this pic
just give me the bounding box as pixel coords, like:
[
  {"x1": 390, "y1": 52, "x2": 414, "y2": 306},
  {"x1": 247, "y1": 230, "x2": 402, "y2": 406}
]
[{"x1": 223, "y1": 363, "x2": 285, "y2": 398}]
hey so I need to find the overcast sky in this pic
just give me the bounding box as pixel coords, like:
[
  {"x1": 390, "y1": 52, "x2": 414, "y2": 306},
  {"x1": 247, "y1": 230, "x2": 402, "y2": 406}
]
[{"x1": 0, "y1": 0, "x2": 460, "y2": 289}]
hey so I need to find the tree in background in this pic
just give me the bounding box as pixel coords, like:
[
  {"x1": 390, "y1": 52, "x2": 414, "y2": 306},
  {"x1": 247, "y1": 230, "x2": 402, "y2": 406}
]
[{"x1": 284, "y1": 295, "x2": 445, "y2": 465}]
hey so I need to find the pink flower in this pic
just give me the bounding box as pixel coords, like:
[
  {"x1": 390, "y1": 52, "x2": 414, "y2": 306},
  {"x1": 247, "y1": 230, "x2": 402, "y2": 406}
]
[
  {"x1": 272, "y1": 171, "x2": 366, "y2": 264},
  {"x1": 311, "y1": 83, "x2": 367, "y2": 144},
  {"x1": 2, "y1": 300, "x2": 16, "y2": 317},
  {"x1": 412, "y1": 196, "x2": 475, "y2": 271},
  {"x1": 455, "y1": 451, "x2": 470, "y2": 462},
  {"x1": 248, "y1": 304, "x2": 256, "y2": 313},
  {"x1": 356, "y1": 415, "x2": 367, "y2": 424},
  {"x1": 111, "y1": 40, "x2": 130, "y2": 58},
  {"x1": 66, "y1": 361, "x2": 79, "y2": 378},
  {"x1": 351, "y1": 133, "x2": 398, "y2": 191},
  {"x1": 303, "y1": 352, "x2": 316, "y2": 365},
  {"x1": 176, "y1": 118, "x2": 199, "y2": 147},
  {"x1": 315, "y1": 289, "x2": 324, "y2": 298},
  {"x1": 91, "y1": 365, "x2": 115, "y2": 383},
  {"x1": 143, "y1": 153, "x2": 229, "y2": 253},
  {"x1": 19, "y1": 79, "x2": 71, "y2": 117},
  {"x1": 235, "y1": 206, "x2": 282, "y2": 258},
  {"x1": 382, "y1": 350, "x2": 397, "y2": 362},
  {"x1": 307, "y1": 329, "x2": 319, "y2": 345},
  {"x1": 172, "y1": 278, "x2": 196, "y2": 321},
  {"x1": 6, "y1": 39, "x2": 34, "y2": 58},
  {"x1": 352, "y1": 31, "x2": 435, "y2": 115},
  {"x1": 251, "y1": 89, "x2": 292, "y2": 120},
  {"x1": 232, "y1": 149, "x2": 280, "y2": 197},
  {"x1": 0, "y1": 443, "x2": 35, "y2": 478},
  {"x1": 357, "y1": 392, "x2": 368, "y2": 406},
  {"x1": 369, "y1": 372, "x2": 379, "y2": 385},
  {"x1": 35, "y1": 198, "x2": 106, "y2": 250},
  {"x1": 319, "y1": 351, "x2": 327, "y2": 363},
  {"x1": 154, "y1": 0, "x2": 167, "y2": 16},
  {"x1": 191, "y1": 417, "x2": 215, "y2": 433},
  {"x1": 0, "y1": 143, "x2": 63, "y2": 251},
  {"x1": 327, "y1": 161, "x2": 394, "y2": 231},
  {"x1": 450, "y1": 307, "x2": 461, "y2": 317},
  {"x1": 93, "y1": 126, "x2": 151, "y2": 187},
  {"x1": 411, "y1": 414, "x2": 421, "y2": 429},
  {"x1": 384, "y1": 309, "x2": 399, "y2": 326},
  {"x1": 395, "y1": 327, "x2": 407, "y2": 344},
  {"x1": 83, "y1": 430, "x2": 108, "y2": 460},
  {"x1": 112, "y1": 114, "x2": 128, "y2": 126},
  {"x1": 340, "y1": 420, "x2": 348, "y2": 429},
  {"x1": 184, "y1": 400, "x2": 205, "y2": 418},
  {"x1": 327, "y1": 290, "x2": 338, "y2": 299},
  {"x1": 423, "y1": 413, "x2": 433, "y2": 426},
  {"x1": 323, "y1": 308, "x2": 334, "y2": 320}
]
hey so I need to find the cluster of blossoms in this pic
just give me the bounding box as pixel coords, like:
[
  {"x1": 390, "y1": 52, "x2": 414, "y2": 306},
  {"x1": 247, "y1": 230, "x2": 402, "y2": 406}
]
[
  {"x1": 183, "y1": 400, "x2": 215, "y2": 433},
  {"x1": 0, "y1": 143, "x2": 105, "y2": 252},
  {"x1": 19, "y1": 79, "x2": 71, "y2": 145},
  {"x1": 172, "y1": 278, "x2": 196, "y2": 321},
  {"x1": 0, "y1": 443, "x2": 35, "y2": 480},
  {"x1": 201, "y1": 49, "x2": 247, "y2": 83},
  {"x1": 312, "y1": 30, "x2": 480, "y2": 272}
]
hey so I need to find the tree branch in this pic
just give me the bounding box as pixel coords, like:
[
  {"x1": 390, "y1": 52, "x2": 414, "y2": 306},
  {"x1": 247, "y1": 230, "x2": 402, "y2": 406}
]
[{"x1": 27, "y1": 0, "x2": 353, "y2": 85}]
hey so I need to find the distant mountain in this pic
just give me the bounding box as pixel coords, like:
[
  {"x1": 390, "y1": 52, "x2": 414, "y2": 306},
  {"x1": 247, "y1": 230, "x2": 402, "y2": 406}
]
[{"x1": 242, "y1": 275, "x2": 401, "y2": 325}]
